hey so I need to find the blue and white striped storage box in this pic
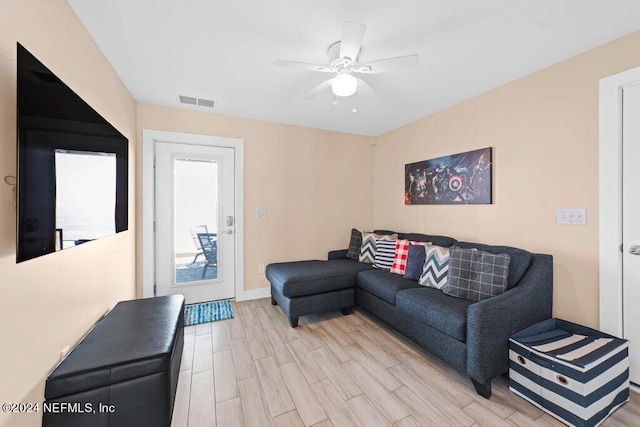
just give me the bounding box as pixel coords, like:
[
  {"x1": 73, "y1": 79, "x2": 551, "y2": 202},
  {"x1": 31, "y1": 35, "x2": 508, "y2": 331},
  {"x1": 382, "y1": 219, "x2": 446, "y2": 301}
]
[{"x1": 509, "y1": 318, "x2": 629, "y2": 427}]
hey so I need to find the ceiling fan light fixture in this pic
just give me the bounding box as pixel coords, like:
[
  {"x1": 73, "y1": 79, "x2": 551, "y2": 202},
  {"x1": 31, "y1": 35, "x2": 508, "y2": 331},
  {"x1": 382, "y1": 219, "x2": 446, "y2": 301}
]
[{"x1": 331, "y1": 72, "x2": 357, "y2": 97}]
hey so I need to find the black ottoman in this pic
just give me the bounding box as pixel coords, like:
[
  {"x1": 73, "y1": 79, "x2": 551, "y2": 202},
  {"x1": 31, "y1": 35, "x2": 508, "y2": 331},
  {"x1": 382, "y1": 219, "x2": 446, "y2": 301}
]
[
  {"x1": 43, "y1": 295, "x2": 185, "y2": 427},
  {"x1": 266, "y1": 260, "x2": 371, "y2": 327}
]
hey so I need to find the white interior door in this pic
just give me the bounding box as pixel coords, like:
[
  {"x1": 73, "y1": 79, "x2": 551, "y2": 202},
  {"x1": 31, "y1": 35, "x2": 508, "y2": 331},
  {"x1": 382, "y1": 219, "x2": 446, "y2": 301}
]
[
  {"x1": 155, "y1": 141, "x2": 236, "y2": 304},
  {"x1": 622, "y1": 82, "x2": 640, "y2": 385}
]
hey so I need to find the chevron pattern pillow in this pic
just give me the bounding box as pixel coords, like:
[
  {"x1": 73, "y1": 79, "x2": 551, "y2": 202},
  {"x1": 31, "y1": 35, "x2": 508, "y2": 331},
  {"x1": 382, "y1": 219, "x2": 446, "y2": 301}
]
[
  {"x1": 359, "y1": 232, "x2": 397, "y2": 264},
  {"x1": 418, "y1": 245, "x2": 450, "y2": 289}
]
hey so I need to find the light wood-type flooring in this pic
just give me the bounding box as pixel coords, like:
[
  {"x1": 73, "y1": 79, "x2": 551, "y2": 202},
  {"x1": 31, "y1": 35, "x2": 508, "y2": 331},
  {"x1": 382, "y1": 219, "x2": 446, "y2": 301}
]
[{"x1": 171, "y1": 298, "x2": 640, "y2": 427}]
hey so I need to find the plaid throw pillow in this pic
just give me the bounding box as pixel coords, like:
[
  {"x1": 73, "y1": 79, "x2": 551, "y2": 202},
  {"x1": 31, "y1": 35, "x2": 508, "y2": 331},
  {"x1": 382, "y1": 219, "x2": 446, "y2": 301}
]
[
  {"x1": 346, "y1": 229, "x2": 362, "y2": 260},
  {"x1": 359, "y1": 232, "x2": 397, "y2": 264},
  {"x1": 443, "y1": 246, "x2": 511, "y2": 301},
  {"x1": 390, "y1": 239, "x2": 431, "y2": 275},
  {"x1": 374, "y1": 239, "x2": 397, "y2": 271}
]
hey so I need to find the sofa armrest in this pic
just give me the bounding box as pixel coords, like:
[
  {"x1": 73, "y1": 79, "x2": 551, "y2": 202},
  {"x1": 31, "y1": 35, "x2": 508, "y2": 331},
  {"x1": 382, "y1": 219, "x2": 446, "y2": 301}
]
[
  {"x1": 328, "y1": 249, "x2": 349, "y2": 260},
  {"x1": 466, "y1": 253, "x2": 553, "y2": 384}
]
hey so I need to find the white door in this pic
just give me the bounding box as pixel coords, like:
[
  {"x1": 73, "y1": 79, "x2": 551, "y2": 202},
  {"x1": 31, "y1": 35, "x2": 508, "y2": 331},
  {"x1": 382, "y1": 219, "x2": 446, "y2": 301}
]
[
  {"x1": 622, "y1": 82, "x2": 640, "y2": 385},
  {"x1": 155, "y1": 141, "x2": 236, "y2": 304}
]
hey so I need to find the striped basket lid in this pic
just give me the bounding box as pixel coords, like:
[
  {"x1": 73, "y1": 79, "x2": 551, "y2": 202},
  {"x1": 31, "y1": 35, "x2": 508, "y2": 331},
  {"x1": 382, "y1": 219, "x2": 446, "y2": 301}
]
[{"x1": 510, "y1": 318, "x2": 628, "y2": 370}]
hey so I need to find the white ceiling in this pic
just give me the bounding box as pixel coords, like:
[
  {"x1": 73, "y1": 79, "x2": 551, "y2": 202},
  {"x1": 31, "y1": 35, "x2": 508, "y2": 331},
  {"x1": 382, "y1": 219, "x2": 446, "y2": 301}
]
[{"x1": 68, "y1": 0, "x2": 640, "y2": 136}]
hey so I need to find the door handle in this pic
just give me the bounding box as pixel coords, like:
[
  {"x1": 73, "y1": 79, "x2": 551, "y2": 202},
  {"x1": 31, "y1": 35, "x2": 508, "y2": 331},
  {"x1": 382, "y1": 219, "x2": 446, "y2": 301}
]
[
  {"x1": 225, "y1": 229, "x2": 233, "y2": 235},
  {"x1": 630, "y1": 245, "x2": 640, "y2": 255}
]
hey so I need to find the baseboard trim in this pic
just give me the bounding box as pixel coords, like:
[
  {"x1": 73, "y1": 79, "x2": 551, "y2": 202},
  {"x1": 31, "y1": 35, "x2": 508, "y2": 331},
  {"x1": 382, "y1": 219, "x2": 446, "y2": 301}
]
[{"x1": 236, "y1": 286, "x2": 270, "y2": 302}]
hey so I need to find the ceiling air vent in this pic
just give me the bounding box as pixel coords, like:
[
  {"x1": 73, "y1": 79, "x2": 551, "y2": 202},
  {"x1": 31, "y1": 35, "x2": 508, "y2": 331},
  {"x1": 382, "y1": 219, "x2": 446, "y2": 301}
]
[
  {"x1": 197, "y1": 98, "x2": 215, "y2": 108},
  {"x1": 178, "y1": 95, "x2": 197, "y2": 105},
  {"x1": 178, "y1": 95, "x2": 216, "y2": 109}
]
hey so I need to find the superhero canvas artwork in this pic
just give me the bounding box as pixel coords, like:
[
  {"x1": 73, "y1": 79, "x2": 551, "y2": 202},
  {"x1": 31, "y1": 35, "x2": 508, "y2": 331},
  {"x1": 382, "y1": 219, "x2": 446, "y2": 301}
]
[{"x1": 405, "y1": 147, "x2": 492, "y2": 205}]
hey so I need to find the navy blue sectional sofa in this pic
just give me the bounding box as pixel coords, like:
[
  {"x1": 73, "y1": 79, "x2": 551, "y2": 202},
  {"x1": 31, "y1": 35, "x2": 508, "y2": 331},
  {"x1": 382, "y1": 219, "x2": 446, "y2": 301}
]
[
  {"x1": 324, "y1": 230, "x2": 553, "y2": 398},
  {"x1": 268, "y1": 230, "x2": 553, "y2": 399}
]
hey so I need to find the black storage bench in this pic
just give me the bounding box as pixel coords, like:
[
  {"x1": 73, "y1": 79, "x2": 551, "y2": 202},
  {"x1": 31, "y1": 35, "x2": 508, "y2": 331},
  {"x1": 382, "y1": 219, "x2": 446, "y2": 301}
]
[
  {"x1": 43, "y1": 295, "x2": 185, "y2": 427},
  {"x1": 266, "y1": 260, "x2": 370, "y2": 327}
]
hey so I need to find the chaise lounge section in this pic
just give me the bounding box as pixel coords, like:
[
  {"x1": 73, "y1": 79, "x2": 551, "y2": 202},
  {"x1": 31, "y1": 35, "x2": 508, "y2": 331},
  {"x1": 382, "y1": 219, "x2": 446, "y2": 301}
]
[
  {"x1": 266, "y1": 230, "x2": 553, "y2": 398},
  {"x1": 267, "y1": 260, "x2": 371, "y2": 327}
]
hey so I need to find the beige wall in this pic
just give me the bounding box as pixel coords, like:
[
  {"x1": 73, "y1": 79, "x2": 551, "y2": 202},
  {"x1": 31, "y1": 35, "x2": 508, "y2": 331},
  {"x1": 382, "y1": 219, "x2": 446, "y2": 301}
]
[
  {"x1": 0, "y1": 1, "x2": 137, "y2": 425},
  {"x1": 374, "y1": 30, "x2": 640, "y2": 329},
  {"x1": 137, "y1": 104, "x2": 375, "y2": 293},
  {"x1": 2, "y1": 1, "x2": 640, "y2": 422}
]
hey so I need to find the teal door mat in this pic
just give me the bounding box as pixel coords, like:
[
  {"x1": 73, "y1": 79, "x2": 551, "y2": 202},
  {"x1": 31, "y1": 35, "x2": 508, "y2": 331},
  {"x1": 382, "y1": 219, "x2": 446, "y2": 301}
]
[{"x1": 184, "y1": 300, "x2": 234, "y2": 326}]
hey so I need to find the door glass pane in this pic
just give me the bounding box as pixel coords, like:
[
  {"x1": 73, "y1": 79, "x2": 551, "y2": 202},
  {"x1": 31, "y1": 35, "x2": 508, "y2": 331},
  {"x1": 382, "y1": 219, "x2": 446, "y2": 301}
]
[{"x1": 174, "y1": 157, "x2": 218, "y2": 284}]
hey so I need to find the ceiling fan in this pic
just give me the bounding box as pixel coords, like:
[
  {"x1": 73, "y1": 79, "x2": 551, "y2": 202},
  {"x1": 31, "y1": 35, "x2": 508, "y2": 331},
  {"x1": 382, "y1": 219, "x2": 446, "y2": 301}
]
[{"x1": 274, "y1": 21, "x2": 419, "y2": 101}]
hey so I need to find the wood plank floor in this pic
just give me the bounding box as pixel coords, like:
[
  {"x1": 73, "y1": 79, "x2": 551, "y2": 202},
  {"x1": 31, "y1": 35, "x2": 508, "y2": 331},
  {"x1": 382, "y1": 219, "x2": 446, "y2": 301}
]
[{"x1": 172, "y1": 298, "x2": 640, "y2": 427}]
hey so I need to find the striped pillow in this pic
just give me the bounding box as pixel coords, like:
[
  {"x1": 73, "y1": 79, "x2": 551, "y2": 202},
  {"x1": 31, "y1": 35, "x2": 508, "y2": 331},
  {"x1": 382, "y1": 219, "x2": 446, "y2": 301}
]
[
  {"x1": 390, "y1": 239, "x2": 431, "y2": 275},
  {"x1": 374, "y1": 239, "x2": 397, "y2": 270},
  {"x1": 359, "y1": 232, "x2": 397, "y2": 264}
]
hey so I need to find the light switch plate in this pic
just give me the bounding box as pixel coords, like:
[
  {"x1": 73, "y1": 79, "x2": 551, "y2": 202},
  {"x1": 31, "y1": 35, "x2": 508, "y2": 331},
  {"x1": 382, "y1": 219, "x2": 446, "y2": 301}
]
[
  {"x1": 256, "y1": 208, "x2": 266, "y2": 219},
  {"x1": 556, "y1": 208, "x2": 587, "y2": 225}
]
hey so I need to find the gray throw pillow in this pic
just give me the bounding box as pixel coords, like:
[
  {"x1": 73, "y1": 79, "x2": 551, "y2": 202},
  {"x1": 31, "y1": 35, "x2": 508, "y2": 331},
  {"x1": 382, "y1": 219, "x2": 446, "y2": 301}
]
[
  {"x1": 443, "y1": 246, "x2": 511, "y2": 302},
  {"x1": 346, "y1": 229, "x2": 362, "y2": 260}
]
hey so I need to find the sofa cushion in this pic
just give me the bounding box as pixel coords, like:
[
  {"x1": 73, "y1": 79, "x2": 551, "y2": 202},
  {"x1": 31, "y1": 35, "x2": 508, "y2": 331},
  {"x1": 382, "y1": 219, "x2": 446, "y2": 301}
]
[
  {"x1": 455, "y1": 241, "x2": 531, "y2": 289},
  {"x1": 375, "y1": 231, "x2": 456, "y2": 248},
  {"x1": 267, "y1": 260, "x2": 371, "y2": 298},
  {"x1": 356, "y1": 269, "x2": 422, "y2": 305},
  {"x1": 396, "y1": 287, "x2": 474, "y2": 342},
  {"x1": 346, "y1": 228, "x2": 362, "y2": 260},
  {"x1": 405, "y1": 233, "x2": 457, "y2": 248},
  {"x1": 374, "y1": 229, "x2": 407, "y2": 239}
]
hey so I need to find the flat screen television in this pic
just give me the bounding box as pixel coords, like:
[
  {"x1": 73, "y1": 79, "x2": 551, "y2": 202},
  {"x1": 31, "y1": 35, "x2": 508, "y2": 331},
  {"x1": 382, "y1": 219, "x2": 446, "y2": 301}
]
[{"x1": 17, "y1": 44, "x2": 128, "y2": 263}]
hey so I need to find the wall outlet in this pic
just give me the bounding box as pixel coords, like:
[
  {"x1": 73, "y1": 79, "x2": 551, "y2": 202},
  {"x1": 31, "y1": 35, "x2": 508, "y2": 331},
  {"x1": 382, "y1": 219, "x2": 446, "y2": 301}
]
[
  {"x1": 556, "y1": 208, "x2": 587, "y2": 225},
  {"x1": 60, "y1": 345, "x2": 70, "y2": 362},
  {"x1": 258, "y1": 264, "x2": 265, "y2": 274}
]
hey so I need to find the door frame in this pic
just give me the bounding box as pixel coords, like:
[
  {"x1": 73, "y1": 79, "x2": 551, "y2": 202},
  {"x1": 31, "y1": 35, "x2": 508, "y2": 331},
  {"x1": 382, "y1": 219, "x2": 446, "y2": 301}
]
[
  {"x1": 599, "y1": 65, "x2": 640, "y2": 336},
  {"x1": 142, "y1": 129, "x2": 244, "y2": 300}
]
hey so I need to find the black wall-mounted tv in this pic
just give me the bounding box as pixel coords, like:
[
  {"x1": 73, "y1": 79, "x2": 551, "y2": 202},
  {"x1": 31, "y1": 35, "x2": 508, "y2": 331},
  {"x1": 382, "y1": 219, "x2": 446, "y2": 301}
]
[{"x1": 17, "y1": 44, "x2": 128, "y2": 263}]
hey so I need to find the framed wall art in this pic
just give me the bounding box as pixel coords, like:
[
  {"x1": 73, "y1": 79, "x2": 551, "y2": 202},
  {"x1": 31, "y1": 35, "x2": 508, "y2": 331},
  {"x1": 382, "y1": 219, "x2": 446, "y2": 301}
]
[{"x1": 405, "y1": 147, "x2": 492, "y2": 205}]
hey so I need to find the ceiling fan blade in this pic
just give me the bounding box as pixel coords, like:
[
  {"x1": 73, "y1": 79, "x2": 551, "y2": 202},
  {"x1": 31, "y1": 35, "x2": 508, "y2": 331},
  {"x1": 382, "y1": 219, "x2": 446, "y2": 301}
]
[
  {"x1": 303, "y1": 79, "x2": 333, "y2": 99},
  {"x1": 339, "y1": 21, "x2": 366, "y2": 62},
  {"x1": 356, "y1": 78, "x2": 376, "y2": 98},
  {"x1": 355, "y1": 54, "x2": 419, "y2": 74},
  {"x1": 274, "y1": 59, "x2": 332, "y2": 73}
]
